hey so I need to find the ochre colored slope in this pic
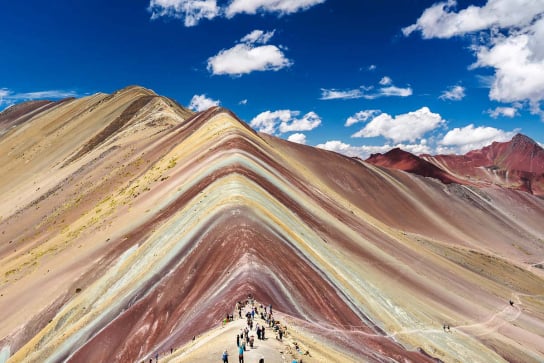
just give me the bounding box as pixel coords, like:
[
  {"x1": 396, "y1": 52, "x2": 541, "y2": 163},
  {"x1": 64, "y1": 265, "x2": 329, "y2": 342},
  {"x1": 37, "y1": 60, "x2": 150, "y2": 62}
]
[{"x1": 0, "y1": 88, "x2": 543, "y2": 363}]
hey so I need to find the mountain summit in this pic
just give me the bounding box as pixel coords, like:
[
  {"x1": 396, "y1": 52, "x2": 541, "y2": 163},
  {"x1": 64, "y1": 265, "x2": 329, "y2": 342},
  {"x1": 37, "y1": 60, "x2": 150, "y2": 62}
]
[{"x1": 1, "y1": 87, "x2": 543, "y2": 363}]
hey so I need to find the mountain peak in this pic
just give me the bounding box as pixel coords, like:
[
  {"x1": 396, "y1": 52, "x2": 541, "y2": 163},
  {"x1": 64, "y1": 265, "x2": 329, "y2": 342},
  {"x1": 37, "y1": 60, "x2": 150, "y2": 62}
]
[{"x1": 512, "y1": 132, "x2": 537, "y2": 143}]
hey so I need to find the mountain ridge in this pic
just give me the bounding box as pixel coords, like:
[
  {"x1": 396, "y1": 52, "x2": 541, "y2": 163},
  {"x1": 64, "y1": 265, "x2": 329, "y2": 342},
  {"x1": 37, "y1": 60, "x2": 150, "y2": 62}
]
[
  {"x1": 366, "y1": 133, "x2": 544, "y2": 196},
  {"x1": 1, "y1": 87, "x2": 543, "y2": 363}
]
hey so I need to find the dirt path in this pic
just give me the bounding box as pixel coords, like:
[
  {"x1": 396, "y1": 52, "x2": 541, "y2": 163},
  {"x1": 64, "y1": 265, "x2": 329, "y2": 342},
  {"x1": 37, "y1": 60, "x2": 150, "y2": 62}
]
[{"x1": 152, "y1": 304, "x2": 314, "y2": 363}]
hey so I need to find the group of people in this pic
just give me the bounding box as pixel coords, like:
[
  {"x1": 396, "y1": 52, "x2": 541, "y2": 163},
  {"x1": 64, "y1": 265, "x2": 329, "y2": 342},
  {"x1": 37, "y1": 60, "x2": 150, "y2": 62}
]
[{"x1": 222, "y1": 297, "x2": 275, "y2": 363}]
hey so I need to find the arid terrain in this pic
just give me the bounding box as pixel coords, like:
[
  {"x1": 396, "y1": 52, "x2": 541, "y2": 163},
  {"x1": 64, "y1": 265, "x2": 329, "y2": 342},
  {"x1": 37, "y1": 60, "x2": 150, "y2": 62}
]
[{"x1": 1, "y1": 86, "x2": 543, "y2": 362}]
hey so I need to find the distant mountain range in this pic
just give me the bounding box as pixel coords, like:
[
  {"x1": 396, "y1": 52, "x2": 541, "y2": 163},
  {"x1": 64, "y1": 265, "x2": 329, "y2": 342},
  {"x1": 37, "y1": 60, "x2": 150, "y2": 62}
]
[
  {"x1": 367, "y1": 133, "x2": 544, "y2": 196},
  {"x1": 1, "y1": 86, "x2": 543, "y2": 363}
]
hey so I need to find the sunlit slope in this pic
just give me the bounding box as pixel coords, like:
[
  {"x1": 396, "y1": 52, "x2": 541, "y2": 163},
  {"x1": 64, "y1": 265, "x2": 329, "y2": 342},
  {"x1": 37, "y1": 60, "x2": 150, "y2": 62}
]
[{"x1": 0, "y1": 88, "x2": 543, "y2": 363}]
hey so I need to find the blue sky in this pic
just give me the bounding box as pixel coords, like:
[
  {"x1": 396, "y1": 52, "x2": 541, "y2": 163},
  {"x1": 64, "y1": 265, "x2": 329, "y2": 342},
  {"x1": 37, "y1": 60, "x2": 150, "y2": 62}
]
[{"x1": 1, "y1": 0, "x2": 543, "y2": 157}]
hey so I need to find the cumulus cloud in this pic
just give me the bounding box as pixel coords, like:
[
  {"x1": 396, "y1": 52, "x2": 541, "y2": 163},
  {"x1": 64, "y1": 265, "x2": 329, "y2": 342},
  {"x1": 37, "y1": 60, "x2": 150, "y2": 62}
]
[
  {"x1": 439, "y1": 124, "x2": 519, "y2": 153},
  {"x1": 404, "y1": 0, "x2": 544, "y2": 117},
  {"x1": 148, "y1": 0, "x2": 219, "y2": 26},
  {"x1": 316, "y1": 140, "x2": 431, "y2": 159},
  {"x1": 225, "y1": 0, "x2": 326, "y2": 18},
  {"x1": 379, "y1": 76, "x2": 392, "y2": 85},
  {"x1": 279, "y1": 111, "x2": 321, "y2": 133},
  {"x1": 472, "y1": 28, "x2": 544, "y2": 114},
  {"x1": 351, "y1": 107, "x2": 445, "y2": 143},
  {"x1": 188, "y1": 94, "x2": 220, "y2": 111},
  {"x1": 345, "y1": 109, "x2": 381, "y2": 127},
  {"x1": 397, "y1": 141, "x2": 433, "y2": 155},
  {"x1": 487, "y1": 104, "x2": 521, "y2": 118},
  {"x1": 403, "y1": 0, "x2": 543, "y2": 38},
  {"x1": 249, "y1": 109, "x2": 321, "y2": 135},
  {"x1": 0, "y1": 88, "x2": 80, "y2": 108},
  {"x1": 207, "y1": 30, "x2": 292, "y2": 76},
  {"x1": 316, "y1": 140, "x2": 389, "y2": 158},
  {"x1": 287, "y1": 133, "x2": 307, "y2": 144},
  {"x1": 368, "y1": 64, "x2": 377, "y2": 71},
  {"x1": 320, "y1": 78, "x2": 412, "y2": 100},
  {"x1": 439, "y1": 85, "x2": 465, "y2": 101}
]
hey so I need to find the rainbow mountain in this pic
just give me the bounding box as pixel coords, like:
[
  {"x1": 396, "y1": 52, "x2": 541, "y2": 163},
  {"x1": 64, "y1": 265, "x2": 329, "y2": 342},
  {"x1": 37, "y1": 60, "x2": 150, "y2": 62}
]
[{"x1": 1, "y1": 86, "x2": 543, "y2": 362}]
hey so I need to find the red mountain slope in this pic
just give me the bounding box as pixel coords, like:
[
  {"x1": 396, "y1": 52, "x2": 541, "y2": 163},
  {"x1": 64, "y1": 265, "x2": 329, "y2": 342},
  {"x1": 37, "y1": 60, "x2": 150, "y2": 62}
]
[
  {"x1": 366, "y1": 134, "x2": 544, "y2": 196},
  {"x1": 422, "y1": 134, "x2": 544, "y2": 195},
  {"x1": 366, "y1": 147, "x2": 460, "y2": 184}
]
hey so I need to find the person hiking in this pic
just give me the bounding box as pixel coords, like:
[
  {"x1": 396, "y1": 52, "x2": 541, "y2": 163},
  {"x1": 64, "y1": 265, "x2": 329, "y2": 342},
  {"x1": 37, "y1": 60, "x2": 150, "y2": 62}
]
[
  {"x1": 236, "y1": 334, "x2": 240, "y2": 347},
  {"x1": 238, "y1": 345, "x2": 244, "y2": 363},
  {"x1": 222, "y1": 349, "x2": 229, "y2": 363}
]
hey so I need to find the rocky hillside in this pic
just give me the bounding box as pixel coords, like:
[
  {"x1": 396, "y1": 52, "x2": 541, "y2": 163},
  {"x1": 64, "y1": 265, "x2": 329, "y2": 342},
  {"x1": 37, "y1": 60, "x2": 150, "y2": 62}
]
[{"x1": 1, "y1": 87, "x2": 543, "y2": 363}]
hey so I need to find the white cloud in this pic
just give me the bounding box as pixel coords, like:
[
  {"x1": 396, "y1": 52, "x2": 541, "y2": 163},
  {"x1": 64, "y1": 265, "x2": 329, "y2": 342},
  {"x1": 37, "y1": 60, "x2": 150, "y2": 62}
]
[
  {"x1": 352, "y1": 107, "x2": 445, "y2": 143},
  {"x1": 476, "y1": 75, "x2": 495, "y2": 88},
  {"x1": 368, "y1": 64, "x2": 377, "y2": 71},
  {"x1": 279, "y1": 111, "x2": 321, "y2": 133},
  {"x1": 320, "y1": 88, "x2": 363, "y2": 100},
  {"x1": 377, "y1": 85, "x2": 413, "y2": 98},
  {"x1": 345, "y1": 109, "x2": 381, "y2": 127},
  {"x1": 149, "y1": 0, "x2": 324, "y2": 25},
  {"x1": 439, "y1": 124, "x2": 519, "y2": 153},
  {"x1": 379, "y1": 76, "x2": 392, "y2": 85},
  {"x1": 439, "y1": 85, "x2": 466, "y2": 101},
  {"x1": 287, "y1": 133, "x2": 307, "y2": 144},
  {"x1": 249, "y1": 109, "x2": 321, "y2": 135},
  {"x1": 188, "y1": 94, "x2": 220, "y2": 112},
  {"x1": 0, "y1": 88, "x2": 79, "y2": 108},
  {"x1": 250, "y1": 110, "x2": 290, "y2": 134},
  {"x1": 487, "y1": 104, "x2": 520, "y2": 118},
  {"x1": 398, "y1": 140, "x2": 432, "y2": 155},
  {"x1": 0, "y1": 88, "x2": 11, "y2": 104},
  {"x1": 316, "y1": 140, "x2": 431, "y2": 159},
  {"x1": 404, "y1": 0, "x2": 544, "y2": 117},
  {"x1": 239, "y1": 99, "x2": 248, "y2": 105},
  {"x1": 316, "y1": 140, "x2": 389, "y2": 158},
  {"x1": 320, "y1": 78, "x2": 412, "y2": 100},
  {"x1": 207, "y1": 29, "x2": 292, "y2": 76},
  {"x1": 472, "y1": 26, "x2": 544, "y2": 114},
  {"x1": 403, "y1": 0, "x2": 543, "y2": 38},
  {"x1": 225, "y1": 0, "x2": 326, "y2": 18},
  {"x1": 240, "y1": 29, "x2": 276, "y2": 44},
  {"x1": 148, "y1": 0, "x2": 219, "y2": 26}
]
